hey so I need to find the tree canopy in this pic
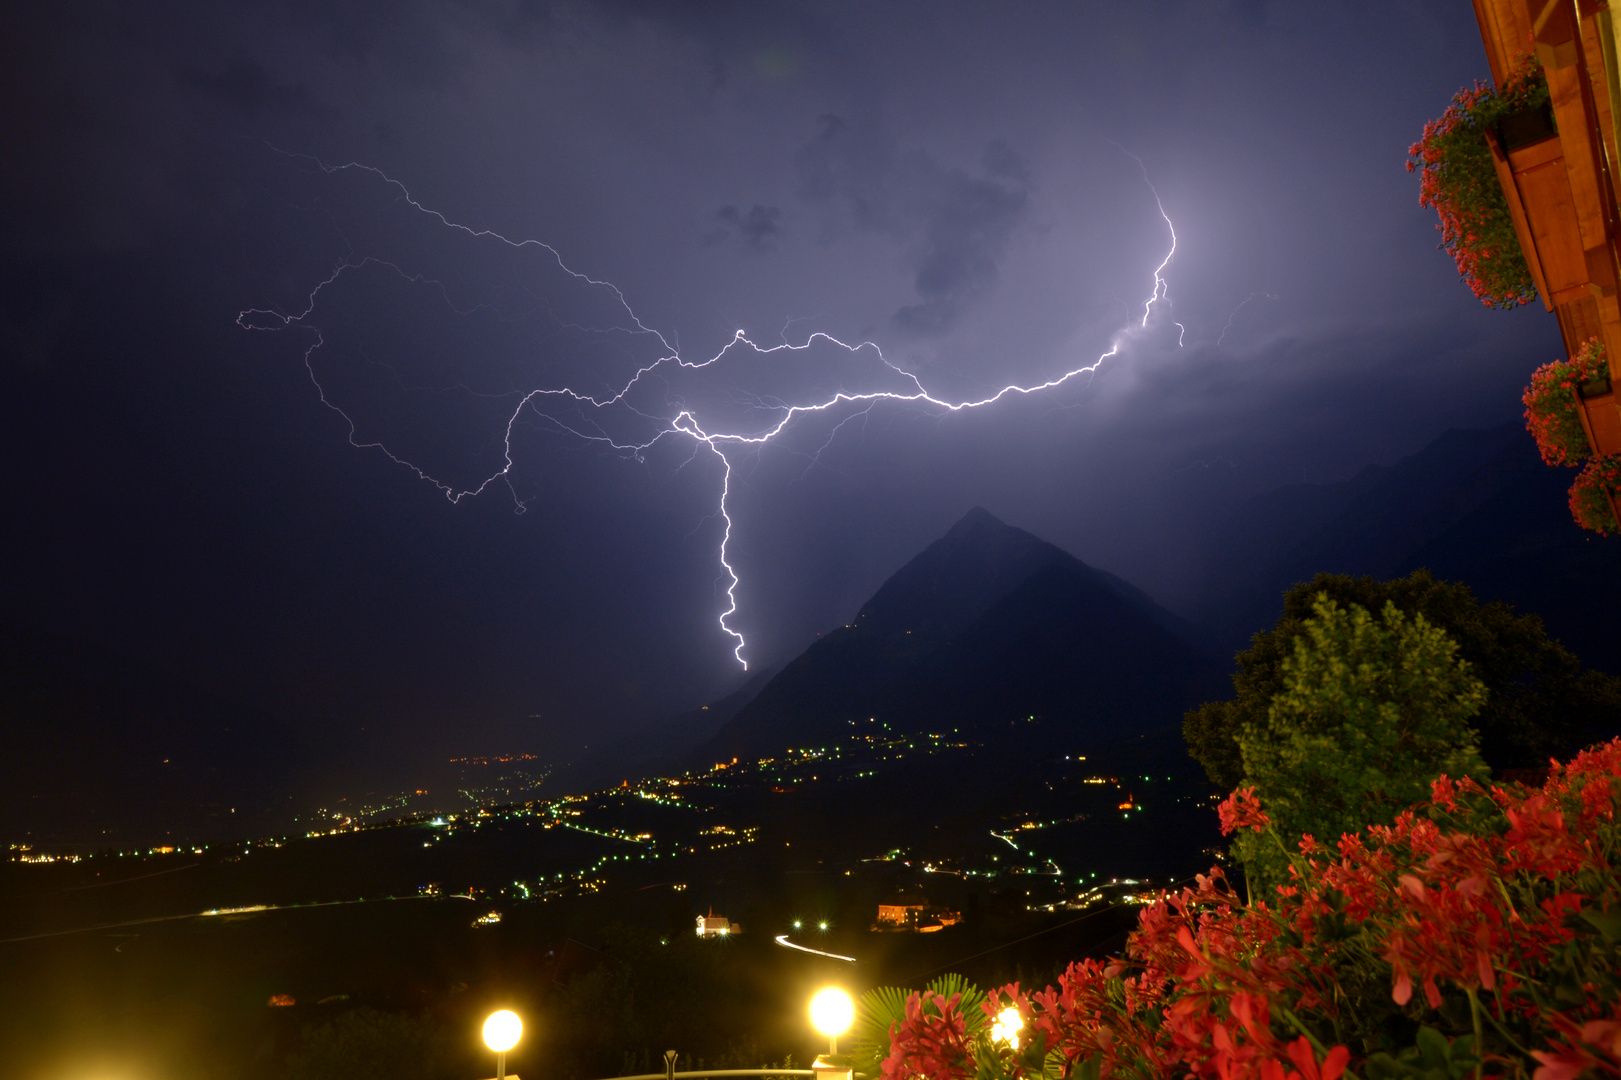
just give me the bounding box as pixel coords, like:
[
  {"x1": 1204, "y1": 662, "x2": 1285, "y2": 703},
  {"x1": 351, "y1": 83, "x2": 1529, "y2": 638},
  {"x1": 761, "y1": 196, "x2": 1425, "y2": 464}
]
[
  {"x1": 1230, "y1": 594, "x2": 1488, "y2": 882},
  {"x1": 1185, "y1": 570, "x2": 1621, "y2": 790}
]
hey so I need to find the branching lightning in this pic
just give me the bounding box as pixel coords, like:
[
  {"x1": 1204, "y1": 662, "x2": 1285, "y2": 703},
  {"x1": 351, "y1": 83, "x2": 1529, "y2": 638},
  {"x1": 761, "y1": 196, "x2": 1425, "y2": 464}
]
[
  {"x1": 239, "y1": 154, "x2": 1182, "y2": 669},
  {"x1": 1216, "y1": 291, "x2": 1278, "y2": 347}
]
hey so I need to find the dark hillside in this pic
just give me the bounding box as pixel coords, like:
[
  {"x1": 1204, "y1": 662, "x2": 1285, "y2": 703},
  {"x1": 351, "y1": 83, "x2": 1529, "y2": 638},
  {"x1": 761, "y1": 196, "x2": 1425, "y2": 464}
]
[
  {"x1": 888, "y1": 560, "x2": 1226, "y2": 736},
  {"x1": 703, "y1": 509, "x2": 1223, "y2": 760},
  {"x1": 0, "y1": 627, "x2": 309, "y2": 847}
]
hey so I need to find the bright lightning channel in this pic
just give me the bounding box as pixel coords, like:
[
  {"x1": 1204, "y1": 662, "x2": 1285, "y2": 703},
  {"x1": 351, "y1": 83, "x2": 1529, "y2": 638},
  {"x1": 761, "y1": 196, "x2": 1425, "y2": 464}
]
[{"x1": 238, "y1": 154, "x2": 1182, "y2": 669}]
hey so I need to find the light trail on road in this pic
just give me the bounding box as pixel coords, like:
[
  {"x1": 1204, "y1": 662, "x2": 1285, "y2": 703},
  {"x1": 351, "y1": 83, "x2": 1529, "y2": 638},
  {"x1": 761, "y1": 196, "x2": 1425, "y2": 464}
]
[
  {"x1": 773, "y1": 933, "x2": 857, "y2": 963},
  {"x1": 0, "y1": 892, "x2": 474, "y2": 945}
]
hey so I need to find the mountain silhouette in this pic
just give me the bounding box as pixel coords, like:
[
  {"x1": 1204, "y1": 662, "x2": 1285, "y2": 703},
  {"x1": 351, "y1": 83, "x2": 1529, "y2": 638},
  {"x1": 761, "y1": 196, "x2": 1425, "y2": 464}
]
[
  {"x1": 1191, "y1": 424, "x2": 1621, "y2": 670},
  {"x1": 700, "y1": 508, "x2": 1224, "y2": 761}
]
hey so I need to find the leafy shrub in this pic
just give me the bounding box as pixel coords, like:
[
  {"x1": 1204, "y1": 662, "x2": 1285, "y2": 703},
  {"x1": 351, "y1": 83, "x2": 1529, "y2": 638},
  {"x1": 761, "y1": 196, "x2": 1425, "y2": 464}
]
[
  {"x1": 1232, "y1": 595, "x2": 1488, "y2": 889},
  {"x1": 1184, "y1": 572, "x2": 1621, "y2": 789}
]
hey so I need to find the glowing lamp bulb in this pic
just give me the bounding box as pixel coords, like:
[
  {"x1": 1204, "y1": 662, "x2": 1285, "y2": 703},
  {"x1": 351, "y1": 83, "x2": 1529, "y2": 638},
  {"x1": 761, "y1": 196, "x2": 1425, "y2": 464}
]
[
  {"x1": 483, "y1": 1010, "x2": 523, "y2": 1052},
  {"x1": 991, "y1": 1007, "x2": 1023, "y2": 1048},
  {"x1": 810, "y1": 987, "x2": 855, "y2": 1039}
]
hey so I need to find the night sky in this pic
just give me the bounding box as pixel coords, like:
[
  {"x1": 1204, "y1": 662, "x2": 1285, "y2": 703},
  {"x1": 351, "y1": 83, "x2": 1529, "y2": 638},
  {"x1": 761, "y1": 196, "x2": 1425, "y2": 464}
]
[{"x1": 0, "y1": 3, "x2": 1567, "y2": 773}]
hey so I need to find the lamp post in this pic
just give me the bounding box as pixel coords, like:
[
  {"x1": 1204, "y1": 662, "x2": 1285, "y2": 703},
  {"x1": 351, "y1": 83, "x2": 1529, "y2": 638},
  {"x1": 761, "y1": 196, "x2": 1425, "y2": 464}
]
[
  {"x1": 810, "y1": 987, "x2": 854, "y2": 1080},
  {"x1": 484, "y1": 1009, "x2": 522, "y2": 1080},
  {"x1": 808, "y1": 986, "x2": 853, "y2": 1055}
]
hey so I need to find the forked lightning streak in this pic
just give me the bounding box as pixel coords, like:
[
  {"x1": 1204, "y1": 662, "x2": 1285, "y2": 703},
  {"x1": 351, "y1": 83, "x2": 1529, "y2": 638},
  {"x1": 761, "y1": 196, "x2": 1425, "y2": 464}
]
[{"x1": 238, "y1": 155, "x2": 1182, "y2": 668}]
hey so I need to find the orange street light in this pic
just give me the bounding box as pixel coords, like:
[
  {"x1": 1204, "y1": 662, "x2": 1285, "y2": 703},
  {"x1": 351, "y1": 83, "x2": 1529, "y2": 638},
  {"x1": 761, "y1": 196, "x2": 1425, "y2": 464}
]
[
  {"x1": 484, "y1": 1009, "x2": 522, "y2": 1080},
  {"x1": 809, "y1": 987, "x2": 854, "y2": 1055}
]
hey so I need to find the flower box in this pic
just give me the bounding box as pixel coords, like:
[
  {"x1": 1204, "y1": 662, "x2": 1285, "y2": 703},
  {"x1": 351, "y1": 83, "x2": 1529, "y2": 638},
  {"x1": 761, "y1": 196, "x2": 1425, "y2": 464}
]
[
  {"x1": 1570, "y1": 455, "x2": 1621, "y2": 534},
  {"x1": 1524, "y1": 337, "x2": 1609, "y2": 464},
  {"x1": 1410, "y1": 63, "x2": 1550, "y2": 309}
]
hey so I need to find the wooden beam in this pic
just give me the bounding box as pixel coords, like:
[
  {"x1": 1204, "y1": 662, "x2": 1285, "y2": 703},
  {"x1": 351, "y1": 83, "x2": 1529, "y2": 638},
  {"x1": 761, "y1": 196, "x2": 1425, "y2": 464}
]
[
  {"x1": 1580, "y1": 388, "x2": 1621, "y2": 453},
  {"x1": 1489, "y1": 127, "x2": 1555, "y2": 308},
  {"x1": 1536, "y1": 0, "x2": 1580, "y2": 69},
  {"x1": 1477, "y1": 0, "x2": 1538, "y2": 82},
  {"x1": 1548, "y1": 63, "x2": 1610, "y2": 250}
]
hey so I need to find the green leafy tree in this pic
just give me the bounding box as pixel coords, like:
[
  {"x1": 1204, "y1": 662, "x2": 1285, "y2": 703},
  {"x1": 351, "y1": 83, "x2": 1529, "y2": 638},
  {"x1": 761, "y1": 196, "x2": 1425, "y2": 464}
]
[
  {"x1": 1185, "y1": 570, "x2": 1621, "y2": 789},
  {"x1": 1231, "y1": 594, "x2": 1489, "y2": 884}
]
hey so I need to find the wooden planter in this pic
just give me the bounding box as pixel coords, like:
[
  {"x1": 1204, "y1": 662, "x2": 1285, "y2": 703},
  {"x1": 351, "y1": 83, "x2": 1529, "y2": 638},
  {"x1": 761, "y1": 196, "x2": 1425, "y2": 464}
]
[{"x1": 1487, "y1": 127, "x2": 1611, "y2": 310}]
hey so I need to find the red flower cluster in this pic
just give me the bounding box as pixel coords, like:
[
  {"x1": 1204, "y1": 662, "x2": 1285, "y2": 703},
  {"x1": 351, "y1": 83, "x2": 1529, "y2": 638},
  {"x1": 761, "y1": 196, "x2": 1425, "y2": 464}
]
[
  {"x1": 1533, "y1": 1002, "x2": 1621, "y2": 1080},
  {"x1": 1570, "y1": 455, "x2": 1621, "y2": 536},
  {"x1": 1524, "y1": 338, "x2": 1607, "y2": 466},
  {"x1": 881, "y1": 741, "x2": 1621, "y2": 1080},
  {"x1": 1408, "y1": 61, "x2": 1546, "y2": 309},
  {"x1": 882, "y1": 990, "x2": 974, "y2": 1080},
  {"x1": 1521, "y1": 337, "x2": 1620, "y2": 535},
  {"x1": 1218, "y1": 787, "x2": 1270, "y2": 836}
]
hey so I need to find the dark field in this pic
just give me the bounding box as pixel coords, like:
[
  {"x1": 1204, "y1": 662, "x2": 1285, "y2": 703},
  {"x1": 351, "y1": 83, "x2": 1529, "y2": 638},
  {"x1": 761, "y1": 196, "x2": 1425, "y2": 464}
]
[{"x1": 0, "y1": 864, "x2": 1142, "y2": 1080}]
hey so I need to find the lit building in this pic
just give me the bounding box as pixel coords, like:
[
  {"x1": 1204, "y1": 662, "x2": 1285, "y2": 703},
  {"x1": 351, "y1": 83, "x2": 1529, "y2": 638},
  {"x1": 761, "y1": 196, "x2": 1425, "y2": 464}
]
[
  {"x1": 696, "y1": 909, "x2": 740, "y2": 936},
  {"x1": 873, "y1": 894, "x2": 962, "y2": 932}
]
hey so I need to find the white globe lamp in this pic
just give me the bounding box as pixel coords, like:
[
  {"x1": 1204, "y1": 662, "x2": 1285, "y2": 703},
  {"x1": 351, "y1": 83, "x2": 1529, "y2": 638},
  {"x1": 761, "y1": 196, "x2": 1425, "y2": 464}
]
[
  {"x1": 483, "y1": 1009, "x2": 522, "y2": 1079},
  {"x1": 809, "y1": 987, "x2": 855, "y2": 1055}
]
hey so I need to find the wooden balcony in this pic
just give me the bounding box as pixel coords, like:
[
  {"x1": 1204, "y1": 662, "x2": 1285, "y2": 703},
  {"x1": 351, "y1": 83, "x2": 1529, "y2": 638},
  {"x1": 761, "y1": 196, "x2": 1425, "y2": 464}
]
[{"x1": 1473, "y1": 0, "x2": 1621, "y2": 450}]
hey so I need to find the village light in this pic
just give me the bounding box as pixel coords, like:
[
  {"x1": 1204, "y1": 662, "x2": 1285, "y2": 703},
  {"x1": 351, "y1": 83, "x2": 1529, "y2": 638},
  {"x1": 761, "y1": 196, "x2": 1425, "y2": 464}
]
[
  {"x1": 484, "y1": 1009, "x2": 522, "y2": 1079},
  {"x1": 809, "y1": 987, "x2": 855, "y2": 1054}
]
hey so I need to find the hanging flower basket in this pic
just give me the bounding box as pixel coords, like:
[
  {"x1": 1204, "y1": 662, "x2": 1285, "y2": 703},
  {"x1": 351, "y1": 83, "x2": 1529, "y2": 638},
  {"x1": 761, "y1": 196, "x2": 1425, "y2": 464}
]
[
  {"x1": 1524, "y1": 337, "x2": 1607, "y2": 465},
  {"x1": 1408, "y1": 59, "x2": 1549, "y2": 308},
  {"x1": 1570, "y1": 455, "x2": 1621, "y2": 534}
]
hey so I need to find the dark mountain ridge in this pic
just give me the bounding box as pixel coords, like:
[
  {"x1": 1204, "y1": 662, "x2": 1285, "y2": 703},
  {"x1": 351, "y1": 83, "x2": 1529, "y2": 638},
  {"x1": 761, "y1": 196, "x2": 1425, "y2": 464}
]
[
  {"x1": 700, "y1": 508, "x2": 1225, "y2": 761},
  {"x1": 1190, "y1": 424, "x2": 1621, "y2": 670}
]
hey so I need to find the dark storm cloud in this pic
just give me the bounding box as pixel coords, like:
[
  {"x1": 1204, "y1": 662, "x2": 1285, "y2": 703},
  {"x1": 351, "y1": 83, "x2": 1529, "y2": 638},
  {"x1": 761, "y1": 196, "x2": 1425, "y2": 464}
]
[
  {"x1": 181, "y1": 59, "x2": 336, "y2": 121},
  {"x1": 709, "y1": 204, "x2": 784, "y2": 250},
  {"x1": 893, "y1": 148, "x2": 1030, "y2": 334},
  {"x1": 793, "y1": 115, "x2": 1031, "y2": 332},
  {"x1": 794, "y1": 113, "x2": 883, "y2": 225}
]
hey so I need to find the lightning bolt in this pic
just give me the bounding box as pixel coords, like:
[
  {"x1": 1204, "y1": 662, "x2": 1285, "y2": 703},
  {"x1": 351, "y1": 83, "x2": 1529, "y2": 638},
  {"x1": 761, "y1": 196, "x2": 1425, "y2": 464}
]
[
  {"x1": 238, "y1": 152, "x2": 1181, "y2": 669},
  {"x1": 1216, "y1": 291, "x2": 1278, "y2": 347}
]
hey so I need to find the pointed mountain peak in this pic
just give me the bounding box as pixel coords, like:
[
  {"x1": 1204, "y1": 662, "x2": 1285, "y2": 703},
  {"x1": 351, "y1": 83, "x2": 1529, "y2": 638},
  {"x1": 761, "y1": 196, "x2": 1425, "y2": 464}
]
[
  {"x1": 948, "y1": 506, "x2": 1006, "y2": 534},
  {"x1": 851, "y1": 508, "x2": 1071, "y2": 640}
]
